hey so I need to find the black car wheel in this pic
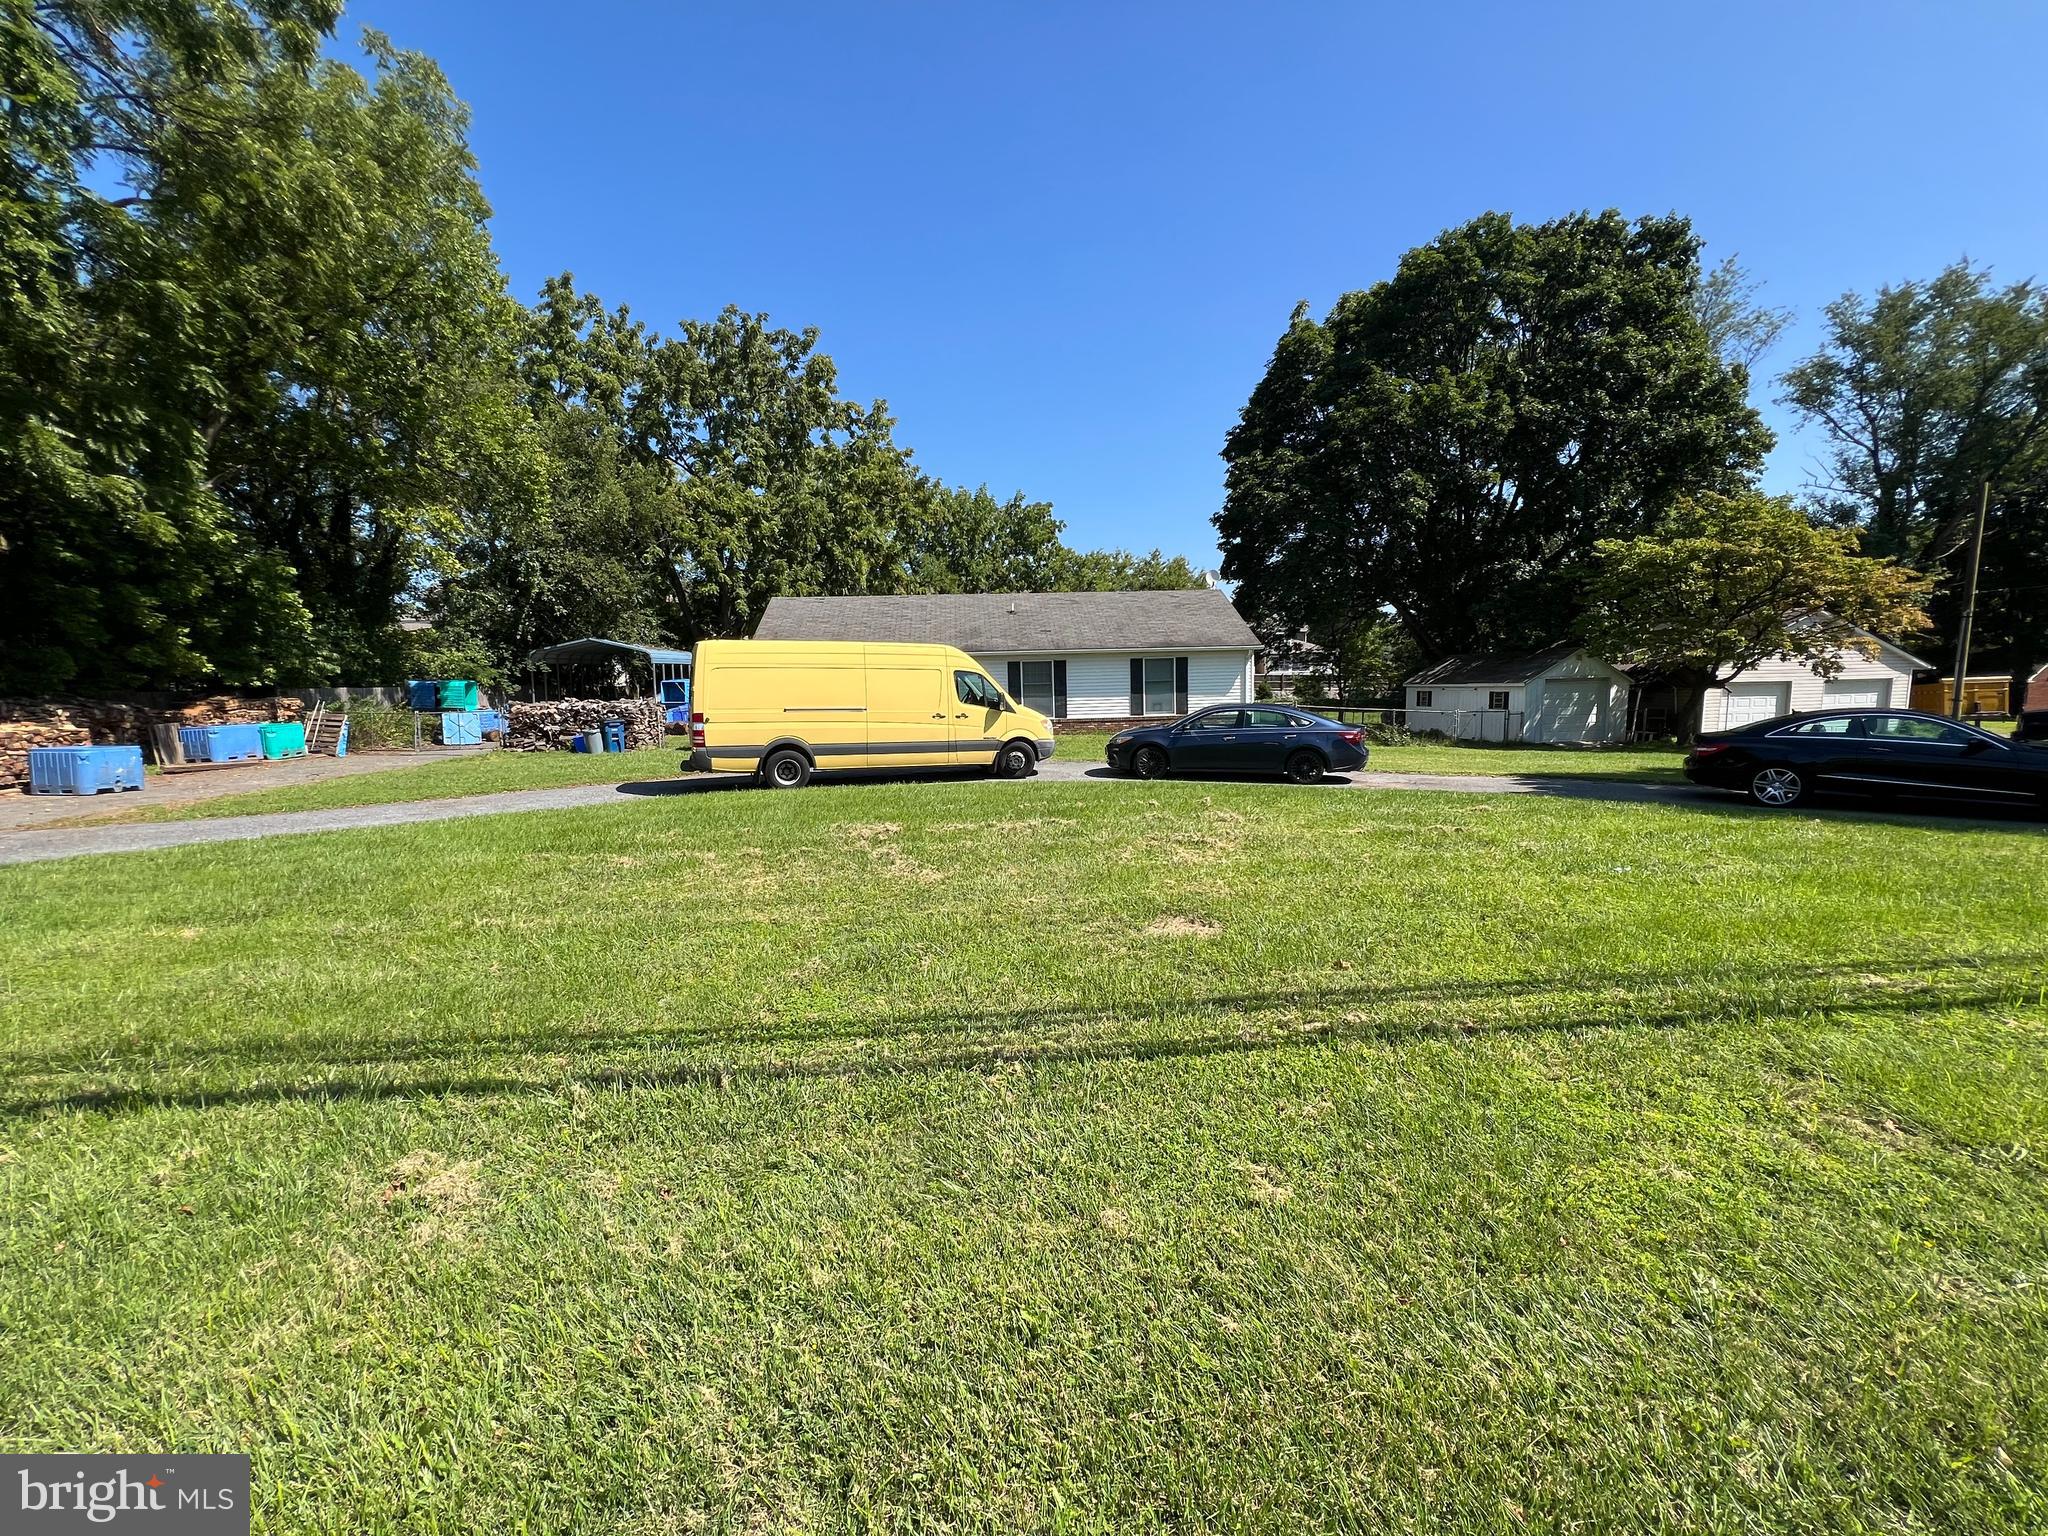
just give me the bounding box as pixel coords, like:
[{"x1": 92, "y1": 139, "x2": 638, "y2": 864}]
[
  {"x1": 1132, "y1": 746, "x2": 1168, "y2": 779},
  {"x1": 1284, "y1": 749, "x2": 1326, "y2": 785},
  {"x1": 760, "y1": 748, "x2": 813, "y2": 789},
  {"x1": 1747, "y1": 764, "x2": 1805, "y2": 808},
  {"x1": 995, "y1": 740, "x2": 1036, "y2": 779}
]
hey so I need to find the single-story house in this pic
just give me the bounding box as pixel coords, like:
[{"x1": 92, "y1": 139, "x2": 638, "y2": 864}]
[
  {"x1": 1403, "y1": 647, "x2": 1632, "y2": 743},
  {"x1": 2027, "y1": 661, "x2": 2048, "y2": 711},
  {"x1": 751, "y1": 589, "x2": 1261, "y2": 723}
]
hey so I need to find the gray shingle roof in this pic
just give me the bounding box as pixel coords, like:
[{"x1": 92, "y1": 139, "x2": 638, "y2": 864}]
[
  {"x1": 753, "y1": 590, "x2": 1260, "y2": 654},
  {"x1": 1404, "y1": 645, "x2": 1589, "y2": 687}
]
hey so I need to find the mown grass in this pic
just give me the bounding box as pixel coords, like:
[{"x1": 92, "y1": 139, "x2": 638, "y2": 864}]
[
  {"x1": 81, "y1": 734, "x2": 1687, "y2": 825},
  {"x1": 2, "y1": 781, "x2": 2045, "y2": 1532}
]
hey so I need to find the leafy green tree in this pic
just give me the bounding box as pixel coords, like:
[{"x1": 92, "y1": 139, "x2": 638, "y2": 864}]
[
  {"x1": 0, "y1": 4, "x2": 532, "y2": 690},
  {"x1": 0, "y1": 0, "x2": 342, "y2": 691},
  {"x1": 1580, "y1": 491, "x2": 1933, "y2": 739},
  {"x1": 1049, "y1": 547, "x2": 1206, "y2": 591},
  {"x1": 1217, "y1": 210, "x2": 1771, "y2": 660},
  {"x1": 1694, "y1": 254, "x2": 1792, "y2": 371},
  {"x1": 897, "y1": 485, "x2": 1069, "y2": 592},
  {"x1": 1779, "y1": 261, "x2": 2048, "y2": 681}
]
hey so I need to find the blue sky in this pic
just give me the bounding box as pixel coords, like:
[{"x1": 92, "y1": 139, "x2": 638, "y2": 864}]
[{"x1": 343, "y1": 1, "x2": 2047, "y2": 569}]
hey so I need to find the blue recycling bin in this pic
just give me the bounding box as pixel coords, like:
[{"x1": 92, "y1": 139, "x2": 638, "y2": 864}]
[
  {"x1": 602, "y1": 720, "x2": 627, "y2": 753},
  {"x1": 177, "y1": 723, "x2": 264, "y2": 762},
  {"x1": 28, "y1": 745, "x2": 145, "y2": 795}
]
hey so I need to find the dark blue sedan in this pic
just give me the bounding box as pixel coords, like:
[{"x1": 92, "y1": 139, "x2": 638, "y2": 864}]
[{"x1": 1104, "y1": 706, "x2": 1368, "y2": 782}]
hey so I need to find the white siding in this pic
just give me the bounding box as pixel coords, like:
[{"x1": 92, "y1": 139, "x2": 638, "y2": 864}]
[
  {"x1": 970, "y1": 649, "x2": 1256, "y2": 719},
  {"x1": 1406, "y1": 653, "x2": 1631, "y2": 743},
  {"x1": 1405, "y1": 683, "x2": 1526, "y2": 741},
  {"x1": 1699, "y1": 649, "x2": 1913, "y2": 733}
]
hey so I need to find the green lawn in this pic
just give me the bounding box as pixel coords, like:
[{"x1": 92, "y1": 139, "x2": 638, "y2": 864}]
[
  {"x1": 2, "y1": 780, "x2": 2044, "y2": 1531},
  {"x1": 82, "y1": 734, "x2": 1686, "y2": 825}
]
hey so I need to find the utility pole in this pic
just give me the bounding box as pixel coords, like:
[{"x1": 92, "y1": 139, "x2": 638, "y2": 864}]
[{"x1": 1948, "y1": 480, "x2": 1991, "y2": 719}]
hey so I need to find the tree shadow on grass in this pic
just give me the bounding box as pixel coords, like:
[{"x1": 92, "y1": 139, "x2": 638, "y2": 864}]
[{"x1": 5, "y1": 956, "x2": 2034, "y2": 1120}]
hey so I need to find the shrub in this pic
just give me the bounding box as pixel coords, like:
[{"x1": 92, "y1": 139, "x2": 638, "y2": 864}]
[{"x1": 341, "y1": 701, "x2": 418, "y2": 751}]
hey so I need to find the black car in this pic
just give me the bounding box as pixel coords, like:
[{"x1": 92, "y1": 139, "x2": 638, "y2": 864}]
[
  {"x1": 1105, "y1": 706, "x2": 1369, "y2": 783},
  {"x1": 1684, "y1": 708, "x2": 2048, "y2": 811}
]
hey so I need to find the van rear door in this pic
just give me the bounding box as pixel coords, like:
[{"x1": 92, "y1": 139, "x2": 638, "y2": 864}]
[{"x1": 865, "y1": 652, "x2": 953, "y2": 768}]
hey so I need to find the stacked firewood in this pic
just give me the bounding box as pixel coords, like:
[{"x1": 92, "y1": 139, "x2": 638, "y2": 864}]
[
  {"x1": 505, "y1": 699, "x2": 667, "y2": 752},
  {"x1": 0, "y1": 695, "x2": 307, "y2": 788}
]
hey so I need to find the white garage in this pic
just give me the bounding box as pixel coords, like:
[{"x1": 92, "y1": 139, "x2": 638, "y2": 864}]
[{"x1": 1697, "y1": 624, "x2": 1926, "y2": 734}]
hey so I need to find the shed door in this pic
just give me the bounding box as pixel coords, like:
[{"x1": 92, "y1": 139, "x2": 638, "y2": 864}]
[
  {"x1": 1539, "y1": 680, "x2": 1604, "y2": 741},
  {"x1": 1822, "y1": 678, "x2": 1889, "y2": 710},
  {"x1": 1723, "y1": 681, "x2": 1792, "y2": 727}
]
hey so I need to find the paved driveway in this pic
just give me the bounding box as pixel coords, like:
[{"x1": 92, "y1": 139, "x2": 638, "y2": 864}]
[{"x1": 0, "y1": 761, "x2": 2031, "y2": 866}]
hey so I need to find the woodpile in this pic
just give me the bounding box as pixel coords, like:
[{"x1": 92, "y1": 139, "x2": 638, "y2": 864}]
[
  {"x1": 505, "y1": 698, "x2": 667, "y2": 752},
  {"x1": 0, "y1": 694, "x2": 306, "y2": 788}
]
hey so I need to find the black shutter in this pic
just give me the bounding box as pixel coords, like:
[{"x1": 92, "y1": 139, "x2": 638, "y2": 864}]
[
  {"x1": 1007, "y1": 661, "x2": 1022, "y2": 700},
  {"x1": 1174, "y1": 657, "x2": 1189, "y2": 714},
  {"x1": 1130, "y1": 658, "x2": 1145, "y2": 715},
  {"x1": 1052, "y1": 659, "x2": 1068, "y2": 719}
]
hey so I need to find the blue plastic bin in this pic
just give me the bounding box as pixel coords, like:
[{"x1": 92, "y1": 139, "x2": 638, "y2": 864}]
[
  {"x1": 477, "y1": 708, "x2": 506, "y2": 735},
  {"x1": 658, "y1": 678, "x2": 690, "y2": 708},
  {"x1": 334, "y1": 719, "x2": 350, "y2": 758},
  {"x1": 28, "y1": 745, "x2": 144, "y2": 795},
  {"x1": 602, "y1": 720, "x2": 627, "y2": 753},
  {"x1": 177, "y1": 723, "x2": 264, "y2": 762},
  {"x1": 665, "y1": 705, "x2": 690, "y2": 727},
  {"x1": 570, "y1": 731, "x2": 596, "y2": 753},
  {"x1": 441, "y1": 711, "x2": 482, "y2": 746},
  {"x1": 407, "y1": 679, "x2": 440, "y2": 710},
  {"x1": 437, "y1": 679, "x2": 480, "y2": 711}
]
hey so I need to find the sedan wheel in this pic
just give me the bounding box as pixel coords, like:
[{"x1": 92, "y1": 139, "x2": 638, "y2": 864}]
[
  {"x1": 1284, "y1": 749, "x2": 1325, "y2": 785},
  {"x1": 1748, "y1": 765, "x2": 1805, "y2": 807},
  {"x1": 1132, "y1": 746, "x2": 1168, "y2": 779}
]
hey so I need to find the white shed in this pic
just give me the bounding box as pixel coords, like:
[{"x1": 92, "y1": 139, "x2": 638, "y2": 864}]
[
  {"x1": 1697, "y1": 626, "x2": 1928, "y2": 733},
  {"x1": 1403, "y1": 647, "x2": 1631, "y2": 744}
]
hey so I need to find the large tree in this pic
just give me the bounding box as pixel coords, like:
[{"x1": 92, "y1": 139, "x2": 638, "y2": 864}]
[
  {"x1": 1580, "y1": 491, "x2": 1933, "y2": 738},
  {"x1": 0, "y1": 4, "x2": 534, "y2": 690},
  {"x1": 1779, "y1": 261, "x2": 2048, "y2": 682},
  {"x1": 0, "y1": 0, "x2": 341, "y2": 692},
  {"x1": 1216, "y1": 210, "x2": 1771, "y2": 660}
]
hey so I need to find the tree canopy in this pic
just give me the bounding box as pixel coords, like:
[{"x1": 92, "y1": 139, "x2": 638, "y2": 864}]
[
  {"x1": 1216, "y1": 211, "x2": 1771, "y2": 661},
  {"x1": 1780, "y1": 261, "x2": 2048, "y2": 680}
]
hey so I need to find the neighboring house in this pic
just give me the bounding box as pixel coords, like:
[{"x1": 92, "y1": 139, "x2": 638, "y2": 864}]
[
  {"x1": 752, "y1": 589, "x2": 1261, "y2": 723},
  {"x1": 2027, "y1": 662, "x2": 2048, "y2": 711},
  {"x1": 1256, "y1": 628, "x2": 1331, "y2": 699},
  {"x1": 1403, "y1": 647, "x2": 1631, "y2": 743}
]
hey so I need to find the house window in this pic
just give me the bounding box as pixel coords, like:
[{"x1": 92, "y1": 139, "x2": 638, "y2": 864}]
[
  {"x1": 1016, "y1": 660, "x2": 1057, "y2": 715},
  {"x1": 1488, "y1": 690, "x2": 1510, "y2": 712},
  {"x1": 1142, "y1": 657, "x2": 1176, "y2": 715},
  {"x1": 1414, "y1": 690, "x2": 1433, "y2": 708}
]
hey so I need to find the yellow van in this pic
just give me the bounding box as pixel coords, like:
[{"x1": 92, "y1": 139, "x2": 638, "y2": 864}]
[{"x1": 685, "y1": 640, "x2": 1056, "y2": 788}]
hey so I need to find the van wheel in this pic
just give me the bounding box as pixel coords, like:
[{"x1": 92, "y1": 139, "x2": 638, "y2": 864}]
[
  {"x1": 1132, "y1": 746, "x2": 1168, "y2": 780},
  {"x1": 995, "y1": 740, "x2": 1036, "y2": 779},
  {"x1": 760, "y1": 748, "x2": 813, "y2": 789}
]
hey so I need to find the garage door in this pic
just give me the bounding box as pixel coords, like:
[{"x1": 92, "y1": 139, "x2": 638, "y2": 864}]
[
  {"x1": 1721, "y1": 682, "x2": 1791, "y2": 728},
  {"x1": 1822, "y1": 678, "x2": 1890, "y2": 710},
  {"x1": 1537, "y1": 681, "x2": 1605, "y2": 742}
]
